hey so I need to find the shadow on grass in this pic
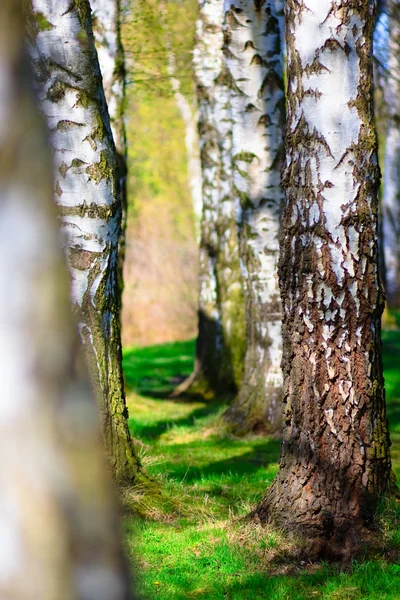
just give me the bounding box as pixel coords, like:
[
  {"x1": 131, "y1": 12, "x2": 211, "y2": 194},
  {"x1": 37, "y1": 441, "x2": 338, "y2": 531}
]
[
  {"x1": 167, "y1": 561, "x2": 400, "y2": 600},
  {"x1": 129, "y1": 400, "x2": 225, "y2": 441},
  {"x1": 123, "y1": 339, "x2": 196, "y2": 398},
  {"x1": 161, "y1": 438, "x2": 281, "y2": 484}
]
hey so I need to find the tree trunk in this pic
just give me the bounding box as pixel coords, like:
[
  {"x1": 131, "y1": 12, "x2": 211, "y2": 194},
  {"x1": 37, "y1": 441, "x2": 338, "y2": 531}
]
[
  {"x1": 190, "y1": 0, "x2": 226, "y2": 391},
  {"x1": 29, "y1": 0, "x2": 140, "y2": 485},
  {"x1": 0, "y1": 4, "x2": 132, "y2": 596},
  {"x1": 382, "y1": 0, "x2": 400, "y2": 308},
  {"x1": 160, "y1": 0, "x2": 203, "y2": 237},
  {"x1": 91, "y1": 0, "x2": 128, "y2": 308},
  {"x1": 193, "y1": 0, "x2": 246, "y2": 391},
  {"x1": 223, "y1": 0, "x2": 285, "y2": 433},
  {"x1": 254, "y1": 0, "x2": 392, "y2": 559}
]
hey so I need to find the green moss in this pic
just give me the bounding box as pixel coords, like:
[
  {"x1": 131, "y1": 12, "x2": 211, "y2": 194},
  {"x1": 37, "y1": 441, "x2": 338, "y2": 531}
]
[
  {"x1": 73, "y1": 0, "x2": 91, "y2": 28},
  {"x1": 223, "y1": 284, "x2": 246, "y2": 388},
  {"x1": 234, "y1": 151, "x2": 258, "y2": 163},
  {"x1": 76, "y1": 89, "x2": 91, "y2": 109},
  {"x1": 34, "y1": 11, "x2": 54, "y2": 31},
  {"x1": 86, "y1": 151, "x2": 113, "y2": 184},
  {"x1": 47, "y1": 80, "x2": 66, "y2": 103},
  {"x1": 94, "y1": 113, "x2": 106, "y2": 142},
  {"x1": 59, "y1": 200, "x2": 116, "y2": 220}
]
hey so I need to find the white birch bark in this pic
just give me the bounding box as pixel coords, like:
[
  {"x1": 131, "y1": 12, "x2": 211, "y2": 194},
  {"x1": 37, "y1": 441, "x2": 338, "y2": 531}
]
[
  {"x1": 223, "y1": 0, "x2": 285, "y2": 432},
  {"x1": 91, "y1": 0, "x2": 128, "y2": 301},
  {"x1": 160, "y1": 0, "x2": 203, "y2": 235},
  {"x1": 0, "y1": 3, "x2": 131, "y2": 595},
  {"x1": 191, "y1": 0, "x2": 224, "y2": 387},
  {"x1": 382, "y1": 0, "x2": 400, "y2": 307},
  {"x1": 192, "y1": 0, "x2": 245, "y2": 389},
  {"x1": 255, "y1": 0, "x2": 391, "y2": 556},
  {"x1": 91, "y1": 0, "x2": 126, "y2": 158},
  {"x1": 29, "y1": 0, "x2": 139, "y2": 484}
]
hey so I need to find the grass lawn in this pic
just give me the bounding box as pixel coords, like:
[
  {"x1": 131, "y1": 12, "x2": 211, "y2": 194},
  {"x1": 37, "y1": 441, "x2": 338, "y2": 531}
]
[{"x1": 123, "y1": 330, "x2": 400, "y2": 600}]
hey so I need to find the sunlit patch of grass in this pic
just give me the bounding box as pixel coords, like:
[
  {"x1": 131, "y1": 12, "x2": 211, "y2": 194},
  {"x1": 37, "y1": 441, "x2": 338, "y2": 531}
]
[{"x1": 124, "y1": 333, "x2": 400, "y2": 599}]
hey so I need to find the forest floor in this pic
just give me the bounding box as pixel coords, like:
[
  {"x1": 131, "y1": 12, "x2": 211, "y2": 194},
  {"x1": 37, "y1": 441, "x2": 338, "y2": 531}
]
[{"x1": 123, "y1": 329, "x2": 400, "y2": 600}]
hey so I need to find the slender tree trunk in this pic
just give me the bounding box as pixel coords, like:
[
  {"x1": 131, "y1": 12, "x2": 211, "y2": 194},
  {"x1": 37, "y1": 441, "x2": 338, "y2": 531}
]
[
  {"x1": 382, "y1": 0, "x2": 400, "y2": 308},
  {"x1": 160, "y1": 0, "x2": 203, "y2": 236},
  {"x1": 223, "y1": 0, "x2": 285, "y2": 433},
  {"x1": 29, "y1": 0, "x2": 140, "y2": 484},
  {"x1": 254, "y1": 0, "x2": 392, "y2": 559},
  {"x1": 193, "y1": 0, "x2": 245, "y2": 391},
  {"x1": 171, "y1": 4, "x2": 223, "y2": 396},
  {"x1": 0, "y1": 3, "x2": 132, "y2": 596},
  {"x1": 91, "y1": 0, "x2": 128, "y2": 307}
]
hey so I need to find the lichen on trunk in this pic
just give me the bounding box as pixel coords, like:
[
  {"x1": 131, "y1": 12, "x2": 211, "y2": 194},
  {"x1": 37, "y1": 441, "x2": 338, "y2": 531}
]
[
  {"x1": 254, "y1": 0, "x2": 392, "y2": 559},
  {"x1": 222, "y1": 0, "x2": 285, "y2": 434},
  {"x1": 214, "y1": 61, "x2": 246, "y2": 390},
  {"x1": 29, "y1": 0, "x2": 140, "y2": 485}
]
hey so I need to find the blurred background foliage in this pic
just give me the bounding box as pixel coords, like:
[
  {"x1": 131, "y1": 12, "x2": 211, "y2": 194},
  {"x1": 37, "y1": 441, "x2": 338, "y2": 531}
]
[{"x1": 121, "y1": 0, "x2": 199, "y2": 347}]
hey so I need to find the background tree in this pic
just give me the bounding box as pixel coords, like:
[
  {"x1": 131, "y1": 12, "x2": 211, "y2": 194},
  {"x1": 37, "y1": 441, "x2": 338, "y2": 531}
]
[
  {"x1": 160, "y1": 0, "x2": 203, "y2": 234},
  {"x1": 121, "y1": 0, "x2": 199, "y2": 347},
  {"x1": 188, "y1": 0, "x2": 246, "y2": 393},
  {"x1": 254, "y1": 0, "x2": 392, "y2": 558},
  {"x1": 29, "y1": 0, "x2": 140, "y2": 484},
  {"x1": 0, "y1": 2, "x2": 132, "y2": 595},
  {"x1": 223, "y1": 0, "x2": 285, "y2": 434},
  {"x1": 91, "y1": 0, "x2": 129, "y2": 304},
  {"x1": 178, "y1": 0, "x2": 225, "y2": 394},
  {"x1": 382, "y1": 0, "x2": 400, "y2": 308}
]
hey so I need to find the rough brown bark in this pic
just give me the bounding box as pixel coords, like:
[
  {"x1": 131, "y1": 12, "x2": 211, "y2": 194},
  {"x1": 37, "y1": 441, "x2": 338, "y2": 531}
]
[{"x1": 254, "y1": 0, "x2": 392, "y2": 559}]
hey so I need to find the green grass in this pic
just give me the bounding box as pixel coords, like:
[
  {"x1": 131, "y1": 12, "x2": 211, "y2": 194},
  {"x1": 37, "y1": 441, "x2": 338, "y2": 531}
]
[
  {"x1": 123, "y1": 331, "x2": 400, "y2": 600},
  {"x1": 124, "y1": 340, "x2": 196, "y2": 397}
]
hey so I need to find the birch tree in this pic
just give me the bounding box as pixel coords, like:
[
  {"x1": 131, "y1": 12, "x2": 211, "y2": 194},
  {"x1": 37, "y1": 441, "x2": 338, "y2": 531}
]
[
  {"x1": 223, "y1": 0, "x2": 285, "y2": 433},
  {"x1": 254, "y1": 0, "x2": 392, "y2": 558},
  {"x1": 0, "y1": 3, "x2": 132, "y2": 595},
  {"x1": 194, "y1": 0, "x2": 245, "y2": 390},
  {"x1": 382, "y1": 0, "x2": 400, "y2": 308},
  {"x1": 160, "y1": 0, "x2": 203, "y2": 232},
  {"x1": 91, "y1": 0, "x2": 128, "y2": 302},
  {"x1": 29, "y1": 0, "x2": 140, "y2": 484}
]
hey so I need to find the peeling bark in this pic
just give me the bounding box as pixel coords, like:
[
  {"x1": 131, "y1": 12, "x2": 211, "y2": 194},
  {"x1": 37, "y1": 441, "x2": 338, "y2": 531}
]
[
  {"x1": 29, "y1": 0, "x2": 140, "y2": 484},
  {"x1": 0, "y1": 3, "x2": 131, "y2": 595},
  {"x1": 382, "y1": 0, "x2": 400, "y2": 308},
  {"x1": 223, "y1": 0, "x2": 285, "y2": 433},
  {"x1": 255, "y1": 0, "x2": 392, "y2": 558},
  {"x1": 91, "y1": 0, "x2": 128, "y2": 307}
]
